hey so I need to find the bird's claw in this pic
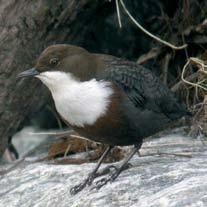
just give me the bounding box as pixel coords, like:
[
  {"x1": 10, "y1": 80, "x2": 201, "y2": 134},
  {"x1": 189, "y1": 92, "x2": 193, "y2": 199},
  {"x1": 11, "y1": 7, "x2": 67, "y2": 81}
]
[
  {"x1": 93, "y1": 172, "x2": 117, "y2": 190},
  {"x1": 70, "y1": 163, "x2": 133, "y2": 194},
  {"x1": 70, "y1": 172, "x2": 97, "y2": 195},
  {"x1": 87, "y1": 172, "x2": 97, "y2": 185},
  {"x1": 93, "y1": 177, "x2": 110, "y2": 190},
  {"x1": 93, "y1": 167, "x2": 120, "y2": 190},
  {"x1": 93, "y1": 163, "x2": 133, "y2": 190},
  {"x1": 70, "y1": 182, "x2": 86, "y2": 195}
]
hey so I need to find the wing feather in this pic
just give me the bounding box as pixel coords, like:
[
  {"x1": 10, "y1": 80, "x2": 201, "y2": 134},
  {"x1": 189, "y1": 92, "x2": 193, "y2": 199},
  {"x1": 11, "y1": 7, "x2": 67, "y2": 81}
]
[{"x1": 97, "y1": 56, "x2": 189, "y2": 120}]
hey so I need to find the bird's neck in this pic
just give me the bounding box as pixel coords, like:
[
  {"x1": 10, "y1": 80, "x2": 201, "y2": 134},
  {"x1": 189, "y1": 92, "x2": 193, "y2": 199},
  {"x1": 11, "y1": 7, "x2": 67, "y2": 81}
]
[
  {"x1": 37, "y1": 71, "x2": 113, "y2": 127},
  {"x1": 37, "y1": 71, "x2": 78, "y2": 93}
]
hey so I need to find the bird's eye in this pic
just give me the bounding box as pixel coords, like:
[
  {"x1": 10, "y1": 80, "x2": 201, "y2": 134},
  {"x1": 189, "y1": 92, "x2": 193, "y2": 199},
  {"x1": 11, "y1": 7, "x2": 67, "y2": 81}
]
[{"x1": 49, "y1": 58, "x2": 59, "y2": 66}]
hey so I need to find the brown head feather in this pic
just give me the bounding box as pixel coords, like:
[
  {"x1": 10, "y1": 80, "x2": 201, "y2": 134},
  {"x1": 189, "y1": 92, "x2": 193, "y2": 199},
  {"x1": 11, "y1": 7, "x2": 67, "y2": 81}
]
[{"x1": 35, "y1": 44, "x2": 102, "y2": 81}]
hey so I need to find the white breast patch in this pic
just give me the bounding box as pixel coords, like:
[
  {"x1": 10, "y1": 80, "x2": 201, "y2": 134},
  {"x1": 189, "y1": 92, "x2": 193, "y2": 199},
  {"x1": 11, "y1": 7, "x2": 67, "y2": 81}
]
[{"x1": 37, "y1": 71, "x2": 113, "y2": 127}]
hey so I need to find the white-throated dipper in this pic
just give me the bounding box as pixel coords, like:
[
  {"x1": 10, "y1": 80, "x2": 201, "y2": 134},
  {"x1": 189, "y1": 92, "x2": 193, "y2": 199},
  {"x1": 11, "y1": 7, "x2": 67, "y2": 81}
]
[{"x1": 18, "y1": 44, "x2": 190, "y2": 194}]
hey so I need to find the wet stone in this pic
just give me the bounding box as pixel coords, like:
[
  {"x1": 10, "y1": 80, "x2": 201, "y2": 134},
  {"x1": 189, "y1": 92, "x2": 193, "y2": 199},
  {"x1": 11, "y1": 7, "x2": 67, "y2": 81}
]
[{"x1": 0, "y1": 129, "x2": 207, "y2": 207}]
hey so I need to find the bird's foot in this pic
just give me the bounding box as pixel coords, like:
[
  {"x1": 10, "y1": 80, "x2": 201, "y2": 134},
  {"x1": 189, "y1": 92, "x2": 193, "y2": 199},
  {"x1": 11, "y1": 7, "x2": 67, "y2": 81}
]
[
  {"x1": 70, "y1": 172, "x2": 97, "y2": 195},
  {"x1": 70, "y1": 163, "x2": 132, "y2": 194},
  {"x1": 95, "y1": 165, "x2": 118, "y2": 177},
  {"x1": 93, "y1": 163, "x2": 132, "y2": 190},
  {"x1": 70, "y1": 165, "x2": 120, "y2": 195}
]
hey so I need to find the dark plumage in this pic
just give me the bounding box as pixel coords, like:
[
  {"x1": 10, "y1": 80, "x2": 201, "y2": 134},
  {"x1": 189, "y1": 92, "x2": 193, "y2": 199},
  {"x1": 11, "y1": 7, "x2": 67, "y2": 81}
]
[
  {"x1": 97, "y1": 54, "x2": 189, "y2": 119},
  {"x1": 18, "y1": 44, "x2": 190, "y2": 194}
]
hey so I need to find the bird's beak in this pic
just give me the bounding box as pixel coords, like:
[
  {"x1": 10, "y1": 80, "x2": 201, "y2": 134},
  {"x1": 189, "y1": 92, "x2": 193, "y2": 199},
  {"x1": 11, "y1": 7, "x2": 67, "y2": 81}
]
[{"x1": 17, "y1": 68, "x2": 39, "y2": 78}]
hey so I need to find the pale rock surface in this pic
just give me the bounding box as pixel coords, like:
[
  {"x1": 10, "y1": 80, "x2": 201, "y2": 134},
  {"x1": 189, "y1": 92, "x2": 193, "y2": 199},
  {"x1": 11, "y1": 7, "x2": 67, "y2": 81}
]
[{"x1": 0, "y1": 129, "x2": 207, "y2": 207}]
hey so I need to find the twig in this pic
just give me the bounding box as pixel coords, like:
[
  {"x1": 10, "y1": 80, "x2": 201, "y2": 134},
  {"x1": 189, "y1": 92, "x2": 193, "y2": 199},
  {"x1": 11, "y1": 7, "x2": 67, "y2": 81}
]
[
  {"x1": 119, "y1": 0, "x2": 187, "y2": 50},
  {"x1": 137, "y1": 47, "x2": 161, "y2": 64},
  {"x1": 171, "y1": 73, "x2": 199, "y2": 92},
  {"x1": 70, "y1": 134, "x2": 93, "y2": 142},
  {"x1": 139, "y1": 151, "x2": 192, "y2": 158},
  {"x1": 182, "y1": 34, "x2": 193, "y2": 73},
  {"x1": 115, "y1": 0, "x2": 122, "y2": 28},
  {"x1": 162, "y1": 53, "x2": 171, "y2": 84},
  {"x1": 64, "y1": 144, "x2": 71, "y2": 157},
  {"x1": 29, "y1": 129, "x2": 73, "y2": 136},
  {"x1": 181, "y1": 57, "x2": 207, "y2": 91},
  {"x1": 30, "y1": 129, "x2": 94, "y2": 142},
  {"x1": 52, "y1": 158, "x2": 89, "y2": 165}
]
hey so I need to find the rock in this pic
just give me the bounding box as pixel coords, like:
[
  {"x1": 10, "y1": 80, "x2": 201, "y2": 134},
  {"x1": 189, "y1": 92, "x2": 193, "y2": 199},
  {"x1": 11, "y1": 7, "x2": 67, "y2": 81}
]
[{"x1": 0, "y1": 129, "x2": 207, "y2": 207}]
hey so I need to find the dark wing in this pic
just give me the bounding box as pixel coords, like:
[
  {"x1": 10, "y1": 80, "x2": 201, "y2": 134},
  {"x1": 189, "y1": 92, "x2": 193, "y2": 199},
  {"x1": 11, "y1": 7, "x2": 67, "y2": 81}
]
[{"x1": 97, "y1": 56, "x2": 190, "y2": 120}]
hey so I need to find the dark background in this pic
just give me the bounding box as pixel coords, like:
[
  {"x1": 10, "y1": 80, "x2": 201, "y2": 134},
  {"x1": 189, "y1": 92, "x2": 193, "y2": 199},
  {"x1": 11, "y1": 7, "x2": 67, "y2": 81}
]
[{"x1": 0, "y1": 0, "x2": 206, "y2": 157}]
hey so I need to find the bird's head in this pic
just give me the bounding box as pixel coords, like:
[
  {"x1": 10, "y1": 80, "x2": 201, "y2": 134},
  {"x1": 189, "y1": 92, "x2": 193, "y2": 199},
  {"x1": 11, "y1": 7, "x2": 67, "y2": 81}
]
[{"x1": 18, "y1": 44, "x2": 100, "y2": 90}]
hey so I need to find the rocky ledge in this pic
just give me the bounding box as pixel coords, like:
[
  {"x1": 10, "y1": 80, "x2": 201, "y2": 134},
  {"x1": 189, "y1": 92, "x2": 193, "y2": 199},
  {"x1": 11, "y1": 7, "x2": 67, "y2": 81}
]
[{"x1": 0, "y1": 129, "x2": 207, "y2": 207}]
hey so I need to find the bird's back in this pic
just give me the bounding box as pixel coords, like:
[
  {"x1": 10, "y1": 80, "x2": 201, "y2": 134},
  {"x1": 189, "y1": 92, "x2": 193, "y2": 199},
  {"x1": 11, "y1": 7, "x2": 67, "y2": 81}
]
[{"x1": 95, "y1": 54, "x2": 190, "y2": 121}]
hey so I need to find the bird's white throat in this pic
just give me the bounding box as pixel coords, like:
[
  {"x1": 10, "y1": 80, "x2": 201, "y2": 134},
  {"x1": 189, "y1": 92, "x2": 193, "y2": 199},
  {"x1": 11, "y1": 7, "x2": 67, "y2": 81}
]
[{"x1": 36, "y1": 71, "x2": 113, "y2": 127}]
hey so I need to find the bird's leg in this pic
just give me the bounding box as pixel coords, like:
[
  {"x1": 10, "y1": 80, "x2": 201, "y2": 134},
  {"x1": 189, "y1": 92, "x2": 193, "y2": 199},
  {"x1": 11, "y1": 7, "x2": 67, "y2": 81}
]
[
  {"x1": 70, "y1": 145, "x2": 112, "y2": 195},
  {"x1": 94, "y1": 142, "x2": 142, "y2": 190},
  {"x1": 94, "y1": 162, "x2": 132, "y2": 178}
]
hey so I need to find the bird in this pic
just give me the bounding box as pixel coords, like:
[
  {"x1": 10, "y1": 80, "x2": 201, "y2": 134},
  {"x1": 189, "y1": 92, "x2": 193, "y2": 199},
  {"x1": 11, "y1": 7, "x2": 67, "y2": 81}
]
[{"x1": 17, "y1": 44, "x2": 190, "y2": 194}]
